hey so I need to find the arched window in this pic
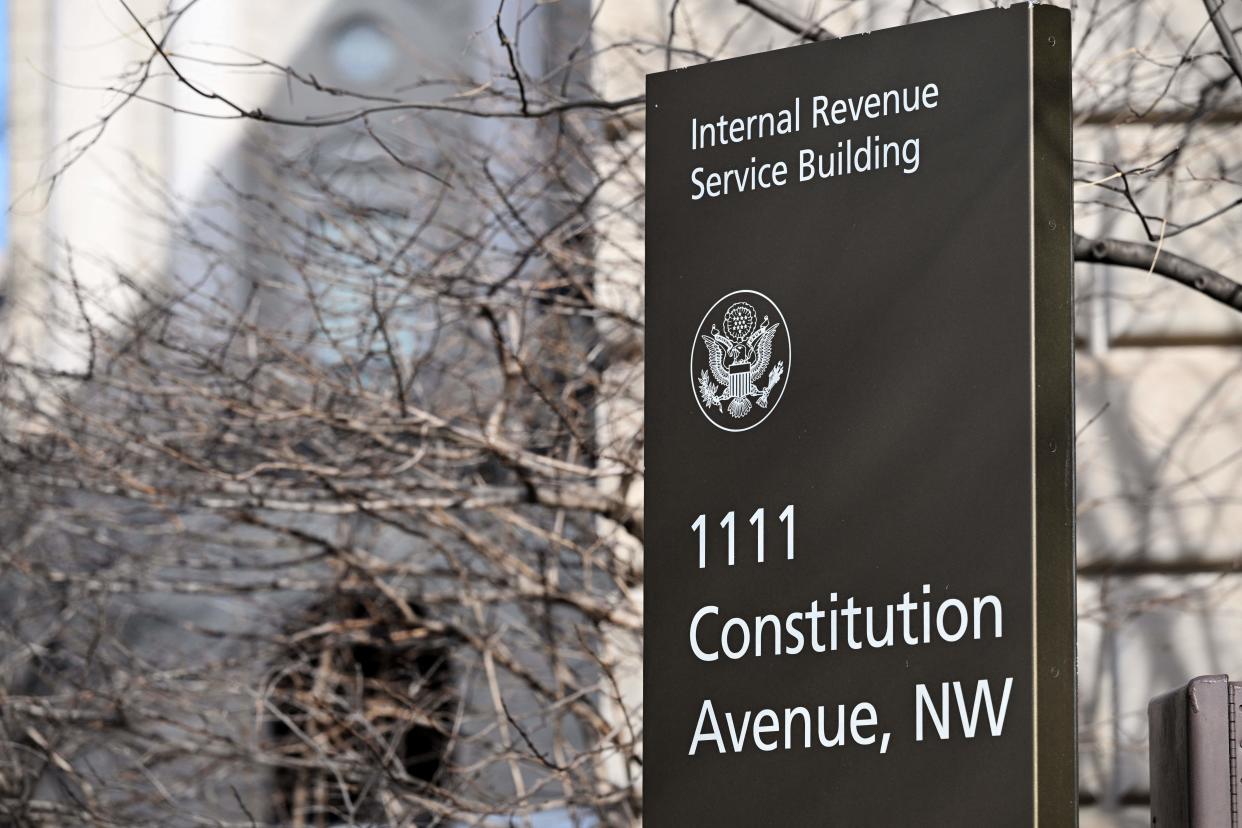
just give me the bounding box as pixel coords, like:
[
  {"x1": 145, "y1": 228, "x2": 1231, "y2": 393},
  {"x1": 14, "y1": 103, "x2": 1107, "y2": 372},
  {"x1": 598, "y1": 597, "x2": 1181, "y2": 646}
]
[
  {"x1": 264, "y1": 593, "x2": 454, "y2": 826},
  {"x1": 330, "y1": 16, "x2": 399, "y2": 85}
]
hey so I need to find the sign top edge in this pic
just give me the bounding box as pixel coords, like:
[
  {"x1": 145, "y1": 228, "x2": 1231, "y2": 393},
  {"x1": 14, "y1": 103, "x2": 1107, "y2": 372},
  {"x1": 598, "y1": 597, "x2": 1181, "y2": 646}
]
[{"x1": 645, "y1": 3, "x2": 1068, "y2": 83}]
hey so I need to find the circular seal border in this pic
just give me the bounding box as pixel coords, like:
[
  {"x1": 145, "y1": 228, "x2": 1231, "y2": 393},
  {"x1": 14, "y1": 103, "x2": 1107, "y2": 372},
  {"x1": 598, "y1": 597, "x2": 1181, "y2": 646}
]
[{"x1": 688, "y1": 288, "x2": 791, "y2": 433}]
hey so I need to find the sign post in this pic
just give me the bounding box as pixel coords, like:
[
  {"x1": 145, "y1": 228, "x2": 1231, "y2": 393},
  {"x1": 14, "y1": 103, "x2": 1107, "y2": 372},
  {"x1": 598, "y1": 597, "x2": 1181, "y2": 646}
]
[{"x1": 644, "y1": 6, "x2": 1075, "y2": 825}]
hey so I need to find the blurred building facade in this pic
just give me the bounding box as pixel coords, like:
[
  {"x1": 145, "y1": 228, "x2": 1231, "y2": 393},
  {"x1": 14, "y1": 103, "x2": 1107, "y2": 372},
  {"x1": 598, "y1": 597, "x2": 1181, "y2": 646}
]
[{"x1": 4, "y1": 1, "x2": 607, "y2": 825}]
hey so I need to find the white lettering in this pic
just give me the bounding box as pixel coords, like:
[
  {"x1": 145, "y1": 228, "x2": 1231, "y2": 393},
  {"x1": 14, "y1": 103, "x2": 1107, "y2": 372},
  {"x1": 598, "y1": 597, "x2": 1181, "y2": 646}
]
[{"x1": 690, "y1": 605, "x2": 719, "y2": 662}]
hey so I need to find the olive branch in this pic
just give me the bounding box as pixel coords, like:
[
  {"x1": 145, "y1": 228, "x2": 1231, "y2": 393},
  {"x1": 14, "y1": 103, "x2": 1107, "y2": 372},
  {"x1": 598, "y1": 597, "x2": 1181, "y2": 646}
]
[{"x1": 698, "y1": 370, "x2": 724, "y2": 412}]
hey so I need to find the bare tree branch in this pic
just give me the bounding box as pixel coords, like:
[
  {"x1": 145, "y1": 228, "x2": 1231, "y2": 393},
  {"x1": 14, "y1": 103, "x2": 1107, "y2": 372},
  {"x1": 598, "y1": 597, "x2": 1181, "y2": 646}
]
[
  {"x1": 735, "y1": 0, "x2": 837, "y2": 42},
  {"x1": 1074, "y1": 232, "x2": 1242, "y2": 312},
  {"x1": 1203, "y1": 0, "x2": 1242, "y2": 88}
]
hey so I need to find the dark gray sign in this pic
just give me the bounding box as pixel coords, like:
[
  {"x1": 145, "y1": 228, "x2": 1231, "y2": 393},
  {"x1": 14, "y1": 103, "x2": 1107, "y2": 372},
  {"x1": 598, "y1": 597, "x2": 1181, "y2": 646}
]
[{"x1": 644, "y1": 6, "x2": 1075, "y2": 825}]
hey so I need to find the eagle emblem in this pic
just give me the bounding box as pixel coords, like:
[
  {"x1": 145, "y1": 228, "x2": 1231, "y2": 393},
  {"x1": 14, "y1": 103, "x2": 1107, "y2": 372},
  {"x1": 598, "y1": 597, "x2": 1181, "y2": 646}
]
[{"x1": 696, "y1": 299, "x2": 786, "y2": 421}]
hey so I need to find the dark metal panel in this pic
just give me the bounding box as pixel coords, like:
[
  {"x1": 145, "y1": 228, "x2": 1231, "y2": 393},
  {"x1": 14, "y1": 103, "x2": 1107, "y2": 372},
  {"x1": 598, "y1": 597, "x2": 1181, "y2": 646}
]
[
  {"x1": 1032, "y1": 7, "x2": 1078, "y2": 824},
  {"x1": 1149, "y1": 674, "x2": 1240, "y2": 827},
  {"x1": 645, "y1": 6, "x2": 1073, "y2": 825},
  {"x1": 1232, "y1": 681, "x2": 1240, "y2": 826}
]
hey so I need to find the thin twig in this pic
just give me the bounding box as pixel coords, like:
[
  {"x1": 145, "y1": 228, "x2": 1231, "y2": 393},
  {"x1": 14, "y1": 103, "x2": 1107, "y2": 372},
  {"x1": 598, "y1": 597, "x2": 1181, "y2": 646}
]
[{"x1": 735, "y1": 0, "x2": 837, "y2": 41}]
